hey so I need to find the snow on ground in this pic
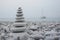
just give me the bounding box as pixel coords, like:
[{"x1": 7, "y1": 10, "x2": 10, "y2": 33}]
[{"x1": 0, "y1": 21, "x2": 60, "y2": 40}]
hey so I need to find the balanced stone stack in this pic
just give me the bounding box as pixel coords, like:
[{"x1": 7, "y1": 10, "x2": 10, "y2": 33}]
[{"x1": 12, "y1": 7, "x2": 26, "y2": 33}]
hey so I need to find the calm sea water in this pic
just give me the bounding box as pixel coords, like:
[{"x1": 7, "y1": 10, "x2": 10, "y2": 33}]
[{"x1": 0, "y1": 18, "x2": 60, "y2": 22}]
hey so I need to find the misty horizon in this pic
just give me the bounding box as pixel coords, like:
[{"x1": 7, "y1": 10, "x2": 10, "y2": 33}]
[{"x1": 0, "y1": 0, "x2": 60, "y2": 19}]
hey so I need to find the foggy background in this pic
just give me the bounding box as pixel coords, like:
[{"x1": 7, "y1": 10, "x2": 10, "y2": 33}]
[{"x1": 0, "y1": 0, "x2": 60, "y2": 21}]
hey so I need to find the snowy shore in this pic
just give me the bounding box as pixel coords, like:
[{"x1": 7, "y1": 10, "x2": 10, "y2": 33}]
[{"x1": 0, "y1": 21, "x2": 60, "y2": 40}]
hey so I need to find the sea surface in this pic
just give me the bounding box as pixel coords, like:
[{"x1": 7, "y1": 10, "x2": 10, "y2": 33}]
[{"x1": 0, "y1": 18, "x2": 60, "y2": 22}]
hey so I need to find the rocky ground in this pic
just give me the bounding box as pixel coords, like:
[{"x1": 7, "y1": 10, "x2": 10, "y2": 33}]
[{"x1": 0, "y1": 21, "x2": 60, "y2": 40}]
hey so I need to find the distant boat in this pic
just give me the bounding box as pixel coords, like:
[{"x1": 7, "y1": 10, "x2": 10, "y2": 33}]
[{"x1": 41, "y1": 16, "x2": 46, "y2": 19}]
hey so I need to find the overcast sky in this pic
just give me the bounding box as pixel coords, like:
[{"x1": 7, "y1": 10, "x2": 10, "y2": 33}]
[{"x1": 0, "y1": 0, "x2": 60, "y2": 19}]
